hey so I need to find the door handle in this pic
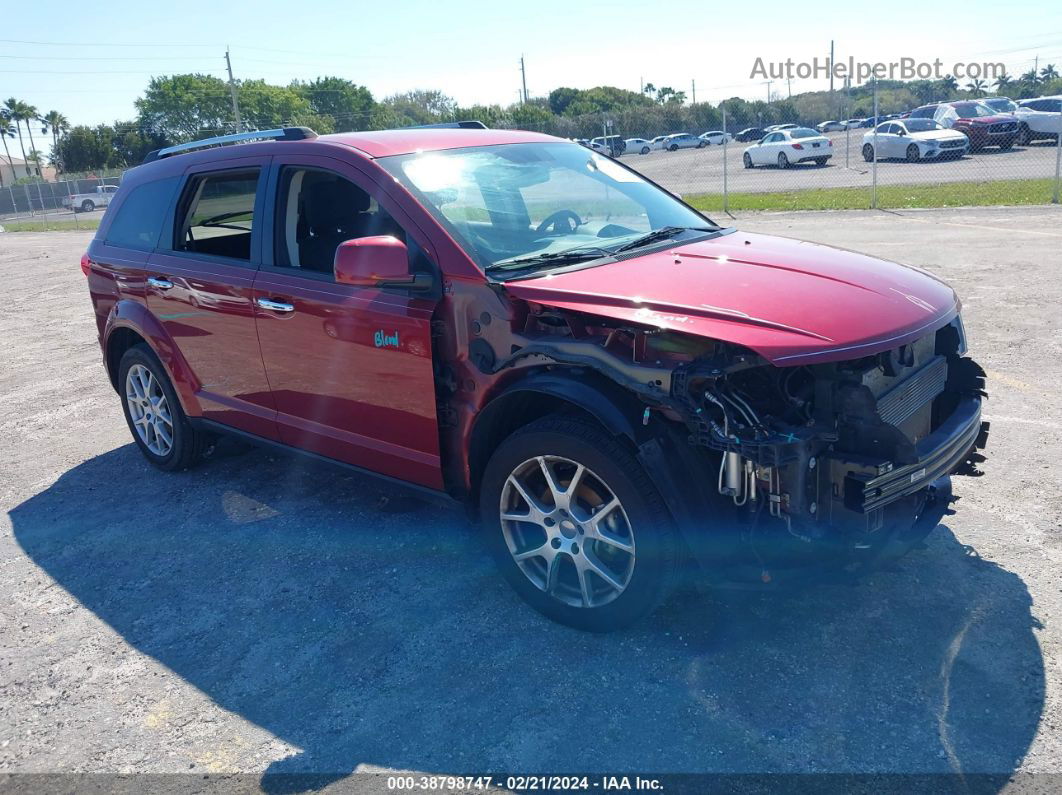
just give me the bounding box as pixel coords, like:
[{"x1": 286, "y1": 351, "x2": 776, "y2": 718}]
[
  {"x1": 147, "y1": 276, "x2": 173, "y2": 290},
  {"x1": 256, "y1": 297, "x2": 295, "y2": 313}
]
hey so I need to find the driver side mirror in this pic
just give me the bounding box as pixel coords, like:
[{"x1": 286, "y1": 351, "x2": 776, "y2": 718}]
[{"x1": 334, "y1": 236, "x2": 432, "y2": 292}]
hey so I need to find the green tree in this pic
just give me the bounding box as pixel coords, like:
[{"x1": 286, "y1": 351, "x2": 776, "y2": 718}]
[
  {"x1": 1041, "y1": 64, "x2": 1059, "y2": 83},
  {"x1": 966, "y1": 79, "x2": 986, "y2": 97},
  {"x1": 1019, "y1": 69, "x2": 1039, "y2": 85},
  {"x1": 54, "y1": 125, "x2": 115, "y2": 172},
  {"x1": 993, "y1": 72, "x2": 1013, "y2": 92},
  {"x1": 0, "y1": 113, "x2": 17, "y2": 187},
  {"x1": 376, "y1": 90, "x2": 455, "y2": 127},
  {"x1": 292, "y1": 77, "x2": 375, "y2": 132},
  {"x1": 135, "y1": 74, "x2": 233, "y2": 140},
  {"x1": 236, "y1": 80, "x2": 314, "y2": 131}
]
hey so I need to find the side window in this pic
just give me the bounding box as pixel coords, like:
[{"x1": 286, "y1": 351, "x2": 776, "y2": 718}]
[
  {"x1": 274, "y1": 167, "x2": 431, "y2": 278},
  {"x1": 104, "y1": 177, "x2": 179, "y2": 251},
  {"x1": 176, "y1": 169, "x2": 259, "y2": 261}
]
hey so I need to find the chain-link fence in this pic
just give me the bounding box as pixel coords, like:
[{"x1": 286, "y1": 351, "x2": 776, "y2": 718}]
[
  {"x1": 0, "y1": 176, "x2": 122, "y2": 227},
  {"x1": 553, "y1": 83, "x2": 1062, "y2": 213}
]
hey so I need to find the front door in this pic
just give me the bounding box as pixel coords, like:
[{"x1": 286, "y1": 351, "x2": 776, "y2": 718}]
[
  {"x1": 145, "y1": 158, "x2": 278, "y2": 439},
  {"x1": 252, "y1": 156, "x2": 443, "y2": 490}
]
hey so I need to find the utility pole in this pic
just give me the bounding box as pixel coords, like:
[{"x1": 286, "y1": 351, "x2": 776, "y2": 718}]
[
  {"x1": 763, "y1": 80, "x2": 773, "y2": 104},
  {"x1": 225, "y1": 48, "x2": 243, "y2": 133},
  {"x1": 691, "y1": 79, "x2": 696, "y2": 105},
  {"x1": 520, "y1": 56, "x2": 528, "y2": 104},
  {"x1": 787, "y1": 78, "x2": 792, "y2": 98},
  {"x1": 829, "y1": 40, "x2": 835, "y2": 94}
]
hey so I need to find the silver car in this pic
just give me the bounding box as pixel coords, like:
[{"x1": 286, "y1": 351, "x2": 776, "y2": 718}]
[{"x1": 862, "y1": 119, "x2": 968, "y2": 162}]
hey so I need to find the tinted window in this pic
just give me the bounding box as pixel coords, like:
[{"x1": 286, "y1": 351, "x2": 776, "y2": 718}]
[
  {"x1": 905, "y1": 119, "x2": 942, "y2": 132},
  {"x1": 104, "y1": 177, "x2": 179, "y2": 251},
  {"x1": 790, "y1": 128, "x2": 819, "y2": 139},
  {"x1": 910, "y1": 107, "x2": 935, "y2": 118},
  {"x1": 176, "y1": 169, "x2": 259, "y2": 261}
]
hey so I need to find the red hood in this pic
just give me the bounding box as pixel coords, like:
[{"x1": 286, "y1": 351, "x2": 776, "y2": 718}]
[
  {"x1": 959, "y1": 113, "x2": 1016, "y2": 124},
  {"x1": 502, "y1": 231, "x2": 959, "y2": 366}
]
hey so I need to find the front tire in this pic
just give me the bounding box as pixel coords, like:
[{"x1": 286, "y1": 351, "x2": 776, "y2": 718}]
[
  {"x1": 906, "y1": 143, "x2": 920, "y2": 162},
  {"x1": 1017, "y1": 123, "x2": 1031, "y2": 146},
  {"x1": 640, "y1": 146, "x2": 650, "y2": 154},
  {"x1": 862, "y1": 143, "x2": 874, "y2": 162},
  {"x1": 118, "y1": 344, "x2": 211, "y2": 471},
  {"x1": 743, "y1": 152, "x2": 753, "y2": 168},
  {"x1": 479, "y1": 416, "x2": 678, "y2": 632},
  {"x1": 668, "y1": 144, "x2": 678, "y2": 151}
]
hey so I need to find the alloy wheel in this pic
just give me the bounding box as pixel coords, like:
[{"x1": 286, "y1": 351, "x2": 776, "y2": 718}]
[
  {"x1": 499, "y1": 455, "x2": 635, "y2": 608},
  {"x1": 125, "y1": 364, "x2": 174, "y2": 456}
]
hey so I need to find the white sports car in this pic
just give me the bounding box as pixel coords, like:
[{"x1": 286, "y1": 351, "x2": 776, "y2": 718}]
[
  {"x1": 743, "y1": 127, "x2": 833, "y2": 168},
  {"x1": 698, "y1": 130, "x2": 733, "y2": 145},
  {"x1": 861, "y1": 119, "x2": 968, "y2": 161}
]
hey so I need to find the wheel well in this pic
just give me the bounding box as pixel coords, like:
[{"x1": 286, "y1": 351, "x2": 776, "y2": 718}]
[
  {"x1": 467, "y1": 390, "x2": 634, "y2": 504},
  {"x1": 105, "y1": 327, "x2": 147, "y2": 392}
]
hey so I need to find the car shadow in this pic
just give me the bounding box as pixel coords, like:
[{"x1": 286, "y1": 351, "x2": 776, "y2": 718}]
[{"x1": 10, "y1": 445, "x2": 1044, "y2": 790}]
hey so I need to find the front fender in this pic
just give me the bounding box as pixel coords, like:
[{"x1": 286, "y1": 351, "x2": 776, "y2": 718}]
[{"x1": 105, "y1": 299, "x2": 202, "y2": 416}]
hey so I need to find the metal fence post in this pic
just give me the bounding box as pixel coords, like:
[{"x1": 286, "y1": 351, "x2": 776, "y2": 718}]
[
  {"x1": 67, "y1": 180, "x2": 79, "y2": 230},
  {"x1": 1053, "y1": 109, "x2": 1061, "y2": 204},
  {"x1": 845, "y1": 123, "x2": 850, "y2": 169},
  {"x1": 722, "y1": 106, "x2": 729, "y2": 215},
  {"x1": 871, "y1": 80, "x2": 879, "y2": 210}
]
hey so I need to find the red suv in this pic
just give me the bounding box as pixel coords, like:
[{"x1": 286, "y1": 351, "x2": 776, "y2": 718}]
[
  {"x1": 84, "y1": 125, "x2": 988, "y2": 630},
  {"x1": 909, "y1": 101, "x2": 1020, "y2": 151}
]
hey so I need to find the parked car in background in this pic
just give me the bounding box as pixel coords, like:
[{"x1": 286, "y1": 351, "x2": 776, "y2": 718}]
[
  {"x1": 843, "y1": 118, "x2": 865, "y2": 129},
  {"x1": 649, "y1": 135, "x2": 670, "y2": 151},
  {"x1": 1014, "y1": 96, "x2": 1062, "y2": 144},
  {"x1": 625, "y1": 137, "x2": 653, "y2": 154},
  {"x1": 662, "y1": 133, "x2": 705, "y2": 151},
  {"x1": 734, "y1": 127, "x2": 766, "y2": 142},
  {"x1": 698, "y1": 130, "x2": 733, "y2": 145},
  {"x1": 816, "y1": 120, "x2": 845, "y2": 132},
  {"x1": 591, "y1": 135, "x2": 626, "y2": 156},
  {"x1": 743, "y1": 127, "x2": 832, "y2": 168},
  {"x1": 763, "y1": 123, "x2": 798, "y2": 133},
  {"x1": 61, "y1": 184, "x2": 118, "y2": 213},
  {"x1": 910, "y1": 101, "x2": 1019, "y2": 151},
  {"x1": 861, "y1": 119, "x2": 969, "y2": 162},
  {"x1": 983, "y1": 97, "x2": 1018, "y2": 114}
]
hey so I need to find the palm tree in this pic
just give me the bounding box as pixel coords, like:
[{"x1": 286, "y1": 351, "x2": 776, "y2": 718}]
[
  {"x1": 1042, "y1": 64, "x2": 1059, "y2": 82},
  {"x1": 0, "y1": 113, "x2": 17, "y2": 188},
  {"x1": 994, "y1": 72, "x2": 1013, "y2": 92},
  {"x1": 20, "y1": 103, "x2": 42, "y2": 176},
  {"x1": 3, "y1": 98, "x2": 32, "y2": 176},
  {"x1": 643, "y1": 82, "x2": 656, "y2": 97},
  {"x1": 42, "y1": 110, "x2": 68, "y2": 150},
  {"x1": 1020, "y1": 69, "x2": 1040, "y2": 85},
  {"x1": 966, "y1": 79, "x2": 986, "y2": 97},
  {"x1": 939, "y1": 74, "x2": 959, "y2": 95}
]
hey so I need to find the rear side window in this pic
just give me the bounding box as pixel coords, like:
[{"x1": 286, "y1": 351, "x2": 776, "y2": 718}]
[
  {"x1": 176, "y1": 169, "x2": 259, "y2": 261},
  {"x1": 104, "y1": 177, "x2": 179, "y2": 251}
]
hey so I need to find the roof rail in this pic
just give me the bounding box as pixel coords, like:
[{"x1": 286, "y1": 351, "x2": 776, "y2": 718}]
[
  {"x1": 142, "y1": 127, "x2": 317, "y2": 164},
  {"x1": 406, "y1": 120, "x2": 487, "y2": 130}
]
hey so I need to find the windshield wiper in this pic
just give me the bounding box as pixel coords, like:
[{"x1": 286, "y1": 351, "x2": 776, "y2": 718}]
[
  {"x1": 488, "y1": 245, "x2": 613, "y2": 273},
  {"x1": 611, "y1": 226, "x2": 713, "y2": 254}
]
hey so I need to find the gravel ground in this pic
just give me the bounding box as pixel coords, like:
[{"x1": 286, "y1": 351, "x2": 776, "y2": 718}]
[{"x1": 1, "y1": 207, "x2": 1060, "y2": 787}]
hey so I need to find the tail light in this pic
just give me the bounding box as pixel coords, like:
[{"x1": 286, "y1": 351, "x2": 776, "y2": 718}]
[
  {"x1": 792, "y1": 143, "x2": 804, "y2": 150},
  {"x1": 827, "y1": 140, "x2": 833, "y2": 146},
  {"x1": 80, "y1": 253, "x2": 92, "y2": 276}
]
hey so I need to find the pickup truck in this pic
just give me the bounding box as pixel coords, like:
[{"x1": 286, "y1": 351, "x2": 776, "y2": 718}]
[{"x1": 62, "y1": 184, "x2": 118, "y2": 213}]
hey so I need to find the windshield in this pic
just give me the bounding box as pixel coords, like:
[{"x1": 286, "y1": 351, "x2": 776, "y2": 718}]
[
  {"x1": 953, "y1": 102, "x2": 997, "y2": 118},
  {"x1": 905, "y1": 119, "x2": 944, "y2": 132},
  {"x1": 380, "y1": 142, "x2": 718, "y2": 276},
  {"x1": 985, "y1": 98, "x2": 1018, "y2": 112}
]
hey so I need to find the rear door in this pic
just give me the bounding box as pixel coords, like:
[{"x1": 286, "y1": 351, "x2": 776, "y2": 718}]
[
  {"x1": 145, "y1": 158, "x2": 278, "y2": 439},
  {"x1": 251, "y1": 155, "x2": 443, "y2": 489}
]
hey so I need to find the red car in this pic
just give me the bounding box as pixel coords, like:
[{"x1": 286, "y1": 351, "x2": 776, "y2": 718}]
[
  {"x1": 909, "y1": 101, "x2": 1020, "y2": 151},
  {"x1": 83, "y1": 125, "x2": 988, "y2": 631}
]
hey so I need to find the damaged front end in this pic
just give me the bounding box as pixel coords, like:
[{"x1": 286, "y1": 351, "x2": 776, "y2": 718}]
[
  {"x1": 669, "y1": 315, "x2": 989, "y2": 582},
  {"x1": 486, "y1": 302, "x2": 989, "y2": 585}
]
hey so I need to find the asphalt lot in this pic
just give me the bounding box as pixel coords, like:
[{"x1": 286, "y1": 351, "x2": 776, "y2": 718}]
[
  {"x1": 2, "y1": 206, "x2": 1061, "y2": 787},
  {"x1": 630, "y1": 131, "x2": 1062, "y2": 195}
]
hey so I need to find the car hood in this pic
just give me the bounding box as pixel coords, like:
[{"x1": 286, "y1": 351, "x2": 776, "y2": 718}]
[
  {"x1": 960, "y1": 113, "x2": 1017, "y2": 124},
  {"x1": 909, "y1": 129, "x2": 967, "y2": 142},
  {"x1": 502, "y1": 231, "x2": 959, "y2": 366}
]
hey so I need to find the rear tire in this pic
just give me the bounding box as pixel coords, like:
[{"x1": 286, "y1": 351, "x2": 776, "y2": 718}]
[
  {"x1": 118, "y1": 344, "x2": 211, "y2": 472},
  {"x1": 668, "y1": 144, "x2": 678, "y2": 151},
  {"x1": 640, "y1": 146, "x2": 650, "y2": 154},
  {"x1": 81, "y1": 200, "x2": 94, "y2": 213},
  {"x1": 478, "y1": 416, "x2": 678, "y2": 632},
  {"x1": 814, "y1": 157, "x2": 828, "y2": 166},
  {"x1": 777, "y1": 152, "x2": 790, "y2": 168},
  {"x1": 1017, "y1": 123, "x2": 1031, "y2": 146}
]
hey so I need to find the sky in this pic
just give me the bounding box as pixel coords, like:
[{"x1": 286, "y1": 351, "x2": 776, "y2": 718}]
[{"x1": 3, "y1": 0, "x2": 1061, "y2": 155}]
